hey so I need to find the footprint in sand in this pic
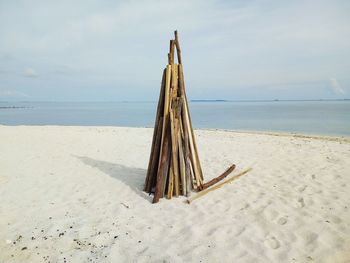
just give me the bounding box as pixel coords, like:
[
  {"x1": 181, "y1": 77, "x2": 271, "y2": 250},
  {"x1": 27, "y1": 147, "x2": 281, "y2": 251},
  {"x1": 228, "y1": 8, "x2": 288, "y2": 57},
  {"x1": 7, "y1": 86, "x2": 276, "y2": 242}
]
[
  {"x1": 303, "y1": 232, "x2": 318, "y2": 246},
  {"x1": 297, "y1": 185, "x2": 307, "y2": 193},
  {"x1": 295, "y1": 197, "x2": 305, "y2": 208},
  {"x1": 277, "y1": 217, "x2": 288, "y2": 225},
  {"x1": 264, "y1": 236, "x2": 280, "y2": 249},
  {"x1": 330, "y1": 215, "x2": 342, "y2": 224}
]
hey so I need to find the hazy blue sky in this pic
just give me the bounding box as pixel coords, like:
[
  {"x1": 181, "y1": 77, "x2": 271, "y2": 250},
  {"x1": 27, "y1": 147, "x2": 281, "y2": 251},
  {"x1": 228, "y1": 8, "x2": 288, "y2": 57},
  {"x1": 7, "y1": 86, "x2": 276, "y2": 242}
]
[{"x1": 0, "y1": 0, "x2": 349, "y2": 101}]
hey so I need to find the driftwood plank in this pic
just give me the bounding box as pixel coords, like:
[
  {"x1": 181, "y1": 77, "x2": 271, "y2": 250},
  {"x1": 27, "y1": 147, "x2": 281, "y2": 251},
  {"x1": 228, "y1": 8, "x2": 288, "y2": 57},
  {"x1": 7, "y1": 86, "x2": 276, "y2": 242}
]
[
  {"x1": 169, "y1": 109, "x2": 180, "y2": 197},
  {"x1": 171, "y1": 65, "x2": 180, "y2": 196},
  {"x1": 144, "y1": 69, "x2": 166, "y2": 192},
  {"x1": 177, "y1": 130, "x2": 185, "y2": 195},
  {"x1": 175, "y1": 31, "x2": 204, "y2": 185},
  {"x1": 147, "y1": 116, "x2": 164, "y2": 193},
  {"x1": 163, "y1": 65, "x2": 172, "y2": 125},
  {"x1": 167, "y1": 158, "x2": 174, "y2": 199},
  {"x1": 175, "y1": 31, "x2": 203, "y2": 181},
  {"x1": 174, "y1": 30, "x2": 182, "y2": 65},
  {"x1": 169, "y1": 40, "x2": 175, "y2": 65},
  {"x1": 178, "y1": 112, "x2": 189, "y2": 196},
  {"x1": 181, "y1": 93, "x2": 202, "y2": 187},
  {"x1": 171, "y1": 64, "x2": 178, "y2": 98},
  {"x1": 153, "y1": 116, "x2": 172, "y2": 203},
  {"x1": 179, "y1": 64, "x2": 204, "y2": 182},
  {"x1": 174, "y1": 98, "x2": 183, "y2": 195},
  {"x1": 160, "y1": 65, "x2": 172, "y2": 197},
  {"x1": 179, "y1": 99, "x2": 192, "y2": 195}
]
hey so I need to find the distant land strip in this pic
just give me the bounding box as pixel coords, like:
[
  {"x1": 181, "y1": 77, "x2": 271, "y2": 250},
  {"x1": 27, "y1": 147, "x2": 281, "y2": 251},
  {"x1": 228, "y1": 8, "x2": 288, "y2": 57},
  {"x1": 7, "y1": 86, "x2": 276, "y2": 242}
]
[
  {"x1": 0, "y1": 106, "x2": 27, "y2": 109},
  {"x1": 190, "y1": 99, "x2": 350, "y2": 103}
]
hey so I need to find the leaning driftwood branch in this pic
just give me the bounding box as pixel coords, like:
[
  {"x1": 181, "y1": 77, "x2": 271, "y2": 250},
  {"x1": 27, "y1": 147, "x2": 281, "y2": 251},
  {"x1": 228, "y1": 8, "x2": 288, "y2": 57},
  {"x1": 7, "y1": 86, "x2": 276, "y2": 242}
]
[
  {"x1": 186, "y1": 168, "x2": 252, "y2": 204},
  {"x1": 198, "y1": 164, "x2": 236, "y2": 191}
]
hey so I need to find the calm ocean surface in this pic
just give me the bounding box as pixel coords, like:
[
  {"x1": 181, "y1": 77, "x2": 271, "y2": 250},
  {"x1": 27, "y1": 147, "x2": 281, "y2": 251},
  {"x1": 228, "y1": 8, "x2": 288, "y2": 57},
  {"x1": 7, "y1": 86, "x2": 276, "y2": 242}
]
[{"x1": 1, "y1": 101, "x2": 349, "y2": 136}]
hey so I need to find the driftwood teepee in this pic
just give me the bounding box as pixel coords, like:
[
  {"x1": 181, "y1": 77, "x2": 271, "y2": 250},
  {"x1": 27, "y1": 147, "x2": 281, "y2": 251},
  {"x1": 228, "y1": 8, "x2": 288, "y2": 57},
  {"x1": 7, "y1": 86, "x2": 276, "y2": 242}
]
[{"x1": 144, "y1": 31, "x2": 236, "y2": 203}]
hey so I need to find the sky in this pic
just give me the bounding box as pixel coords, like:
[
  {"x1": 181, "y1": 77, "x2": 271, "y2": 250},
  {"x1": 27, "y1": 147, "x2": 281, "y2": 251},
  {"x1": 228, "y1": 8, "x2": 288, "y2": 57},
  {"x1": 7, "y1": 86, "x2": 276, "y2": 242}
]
[{"x1": 0, "y1": 0, "x2": 349, "y2": 101}]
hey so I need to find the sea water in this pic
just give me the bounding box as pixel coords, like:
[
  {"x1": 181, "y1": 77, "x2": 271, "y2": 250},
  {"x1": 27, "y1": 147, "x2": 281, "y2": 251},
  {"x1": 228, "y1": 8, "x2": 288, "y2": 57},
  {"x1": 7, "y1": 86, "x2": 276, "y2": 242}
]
[{"x1": 0, "y1": 101, "x2": 349, "y2": 136}]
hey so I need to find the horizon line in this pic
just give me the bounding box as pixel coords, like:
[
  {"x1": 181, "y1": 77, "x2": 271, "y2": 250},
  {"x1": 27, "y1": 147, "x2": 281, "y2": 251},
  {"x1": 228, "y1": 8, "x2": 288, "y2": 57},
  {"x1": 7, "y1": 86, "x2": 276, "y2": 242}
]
[{"x1": 1, "y1": 98, "x2": 350, "y2": 103}]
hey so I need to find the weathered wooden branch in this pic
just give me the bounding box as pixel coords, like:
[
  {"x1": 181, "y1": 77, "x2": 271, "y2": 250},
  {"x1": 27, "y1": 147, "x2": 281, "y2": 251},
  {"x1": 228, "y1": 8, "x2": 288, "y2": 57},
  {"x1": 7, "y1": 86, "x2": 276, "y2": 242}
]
[
  {"x1": 198, "y1": 164, "x2": 236, "y2": 191},
  {"x1": 186, "y1": 168, "x2": 252, "y2": 204}
]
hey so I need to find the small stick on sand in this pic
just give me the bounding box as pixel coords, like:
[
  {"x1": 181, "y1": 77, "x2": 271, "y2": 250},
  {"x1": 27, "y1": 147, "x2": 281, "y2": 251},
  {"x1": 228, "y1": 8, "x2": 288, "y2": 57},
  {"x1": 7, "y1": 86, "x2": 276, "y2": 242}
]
[{"x1": 186, "y1": 168, "x2": 252, "y2": 204}]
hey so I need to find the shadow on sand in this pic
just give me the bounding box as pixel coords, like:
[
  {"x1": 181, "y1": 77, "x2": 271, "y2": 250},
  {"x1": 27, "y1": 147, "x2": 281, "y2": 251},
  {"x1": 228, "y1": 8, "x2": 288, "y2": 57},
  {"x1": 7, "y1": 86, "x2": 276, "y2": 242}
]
[{"x1": 76, "y1": 156, "x2": 152, "y2": 202}]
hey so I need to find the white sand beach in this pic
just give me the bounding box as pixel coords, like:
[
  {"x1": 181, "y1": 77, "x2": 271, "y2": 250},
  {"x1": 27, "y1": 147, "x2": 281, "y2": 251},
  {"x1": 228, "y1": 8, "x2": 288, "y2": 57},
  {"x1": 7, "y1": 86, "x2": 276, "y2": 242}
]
[{"x1": 0, "y1": 125, "x2": 349, "y2": 262}]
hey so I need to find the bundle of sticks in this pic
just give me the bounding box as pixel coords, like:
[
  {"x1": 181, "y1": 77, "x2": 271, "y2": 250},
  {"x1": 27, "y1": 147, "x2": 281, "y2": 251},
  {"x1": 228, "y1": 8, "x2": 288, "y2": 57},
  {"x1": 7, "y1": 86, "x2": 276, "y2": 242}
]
[{"x1": 144, "y1": 31, "x2": 235, "y2": 203}]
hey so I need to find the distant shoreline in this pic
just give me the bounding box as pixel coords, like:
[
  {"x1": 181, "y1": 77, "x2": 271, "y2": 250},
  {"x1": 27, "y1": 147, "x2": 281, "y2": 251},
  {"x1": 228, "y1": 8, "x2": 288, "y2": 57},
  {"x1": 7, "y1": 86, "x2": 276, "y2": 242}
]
[
  {"x1": 190, "y1": 99, "x2": 350, "y2": 103},
  {"x1": 1, "y1": 124, "x2": 349, "y2": 140}
]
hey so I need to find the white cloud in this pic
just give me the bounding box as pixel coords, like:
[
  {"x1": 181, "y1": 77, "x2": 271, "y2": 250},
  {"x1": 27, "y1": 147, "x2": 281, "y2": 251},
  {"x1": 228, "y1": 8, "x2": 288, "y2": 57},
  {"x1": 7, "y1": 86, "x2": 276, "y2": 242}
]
[
  {"x1": 0, "y1": 1, "x2": 349, "y2": 100},
  {"x1": 24, "y1": 68, "x2": 38, "y2": 78},
  {"x1": 329, "y1": 78, "x2": 345, "y2": 94}
]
